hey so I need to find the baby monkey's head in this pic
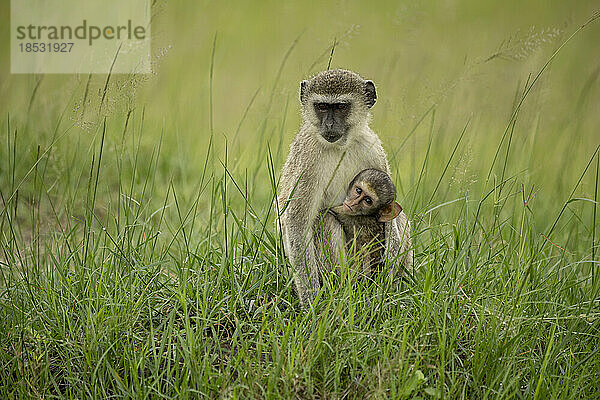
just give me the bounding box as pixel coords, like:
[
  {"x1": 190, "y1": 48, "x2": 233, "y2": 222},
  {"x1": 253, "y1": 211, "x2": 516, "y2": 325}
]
[{"x1": 332, "y1": 169, "x2": 402, "y2": 222}]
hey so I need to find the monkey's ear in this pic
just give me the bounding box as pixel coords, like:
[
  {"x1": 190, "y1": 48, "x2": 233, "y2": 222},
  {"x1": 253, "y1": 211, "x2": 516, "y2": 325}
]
[
  {"x1": 300, "y1": 80, "x2": 309, "y2": 104},
  {"x1": 378, "y1": 201, "x2": 402, "y2": 222},
  {"x1": 364, "y1": 80, "x2": 377, "y2": 108}
]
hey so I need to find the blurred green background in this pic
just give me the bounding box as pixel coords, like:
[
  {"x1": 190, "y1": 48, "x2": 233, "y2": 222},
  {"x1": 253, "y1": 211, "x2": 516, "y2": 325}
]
[{"x1": 1, "y1": 1, "x2": 599, "y2": 216}]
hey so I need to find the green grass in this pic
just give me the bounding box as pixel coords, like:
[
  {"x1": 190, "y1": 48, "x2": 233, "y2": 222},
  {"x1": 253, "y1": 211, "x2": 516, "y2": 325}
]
[{"x1": 1, "y1": 1, "x2": 600, "y2": 398}]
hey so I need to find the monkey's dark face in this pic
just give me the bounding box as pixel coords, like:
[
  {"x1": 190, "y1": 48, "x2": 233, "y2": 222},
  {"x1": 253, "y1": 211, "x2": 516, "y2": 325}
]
[
  {"x1": 300, "y1": 70, "x2": 377, "y2": 145},
  {"x1": 313, "y1": 102, "x2": 351, "y2": 143}
]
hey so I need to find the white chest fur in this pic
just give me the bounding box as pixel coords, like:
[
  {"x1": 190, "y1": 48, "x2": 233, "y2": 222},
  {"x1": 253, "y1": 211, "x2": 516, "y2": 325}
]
[{"x1": 317, "y1": 131, "x2": 386, "y2": 207}]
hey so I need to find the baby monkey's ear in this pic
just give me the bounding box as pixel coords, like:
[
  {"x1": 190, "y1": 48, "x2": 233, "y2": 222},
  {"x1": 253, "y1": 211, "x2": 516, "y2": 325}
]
[{"x1": 378, "y1": 202, "x2": 402, "y2": 222}]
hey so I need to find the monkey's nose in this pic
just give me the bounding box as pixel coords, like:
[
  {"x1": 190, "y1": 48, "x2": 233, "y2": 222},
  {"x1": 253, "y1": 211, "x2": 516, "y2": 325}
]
[{"x1": 324, "y1": 115, "x2": 334, "y2": 128}]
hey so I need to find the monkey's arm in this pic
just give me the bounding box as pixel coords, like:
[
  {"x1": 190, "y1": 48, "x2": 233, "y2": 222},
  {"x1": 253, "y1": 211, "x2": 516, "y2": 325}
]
[
  {"x1": 371, "y1": 144, "x2": 413, "y2": 275},
  {"x1": 384, "y1": 212, "x2": 413, "y2": 276},
  {"x1": 278, "y1": 170, "x2": 324, "y2": 306},
  {"x1": 313, "y1": 210, "x2": 347, "y2": 276}
]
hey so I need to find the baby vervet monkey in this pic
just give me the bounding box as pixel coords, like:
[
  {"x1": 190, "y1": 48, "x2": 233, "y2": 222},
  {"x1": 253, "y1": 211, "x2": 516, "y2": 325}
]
[{"x1": 322, "y1": 168, "x2": 402, "y2": 278}]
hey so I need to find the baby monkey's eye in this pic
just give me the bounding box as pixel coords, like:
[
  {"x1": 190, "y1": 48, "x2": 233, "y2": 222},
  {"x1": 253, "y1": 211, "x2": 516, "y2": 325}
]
[
  {"x1": 337, "y1": 103, "x2": 349, "y2": 110},
  {"x1": 356, "y1": 187, "x2": 362, "y2": 194},
  {"x1": 364, "y1": 197, "x2": 372, "y2": 205},
  {"x1": 315, "y1": 103, "x2": 328, "y2": 112}
]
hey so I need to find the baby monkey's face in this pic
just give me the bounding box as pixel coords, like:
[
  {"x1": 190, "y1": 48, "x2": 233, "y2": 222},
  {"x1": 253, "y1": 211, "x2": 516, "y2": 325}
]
[
  {"x1": 331, "y1": 180, "x2": 401, "y2": 223},
  {"x1": 340, "y1": 180, "x2": 380, "y2": 216},
  {"x1": 330, "y1": 169, "x2": 403, "y2": 223}
]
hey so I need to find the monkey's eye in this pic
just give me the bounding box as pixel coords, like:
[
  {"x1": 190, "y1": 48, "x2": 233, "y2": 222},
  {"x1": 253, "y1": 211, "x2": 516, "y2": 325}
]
[
  {"x1": 337, "y1": 103, "x2": 349, "y2": 111},
  {"x1": 364, "y1": 197, "x2": 372, "y2": 205},
  {"x1": 315, "y1": 103, "x2": 328, "y2": 112},
  {"x1": 356, "y1": 187, "x2": 362, "y2": 194}
]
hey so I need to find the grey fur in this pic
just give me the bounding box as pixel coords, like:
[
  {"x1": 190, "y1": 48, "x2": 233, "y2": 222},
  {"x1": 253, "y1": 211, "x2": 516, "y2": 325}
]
[
  {"x1": 301, "y1": 69, "x2": 376, "y2": 108},
  {"x1": 277, "y1": 69, "x2": 413, "y2": 306}
]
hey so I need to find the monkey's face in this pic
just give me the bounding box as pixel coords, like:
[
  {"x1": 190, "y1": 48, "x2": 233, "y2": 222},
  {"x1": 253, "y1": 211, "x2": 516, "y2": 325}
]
[
  {"x1": 312, "y1": 101, "x2": 351, "y2": 143},
  {"x1": 331, "y1": 170, "x2": 402, "y2": 223},
  {"x1": 299, "y1": 70, "x2": 377, "y2": 145},
  {"x1": 339, "y1": 181, "x2": 380, "y2": 216}
]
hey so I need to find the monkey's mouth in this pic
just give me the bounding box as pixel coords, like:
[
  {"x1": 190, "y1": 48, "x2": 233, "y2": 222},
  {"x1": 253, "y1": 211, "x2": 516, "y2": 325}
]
[
  {"x1": 321, "y1": 132, "x2": 342, "y2": 143},
  {"x1": 343, "y1": 202, "x2": 353, "y2": 212}
]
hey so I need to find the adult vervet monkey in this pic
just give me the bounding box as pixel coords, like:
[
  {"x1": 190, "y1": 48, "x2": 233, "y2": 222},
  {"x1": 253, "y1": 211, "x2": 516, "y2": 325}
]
[{"x1": 277, "y1": 69, "x2": 412, "y2": 306}]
